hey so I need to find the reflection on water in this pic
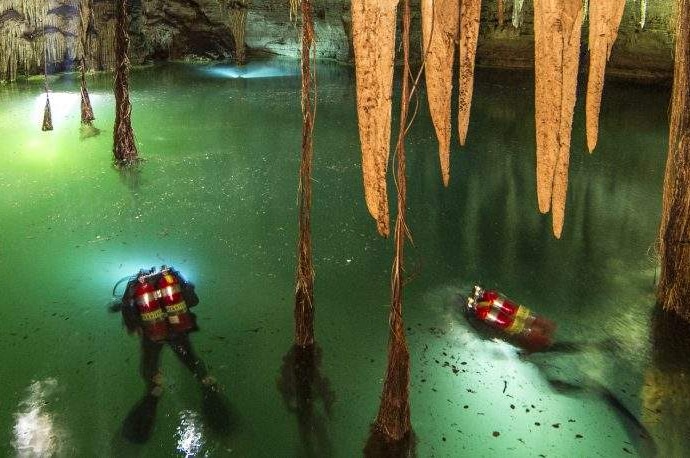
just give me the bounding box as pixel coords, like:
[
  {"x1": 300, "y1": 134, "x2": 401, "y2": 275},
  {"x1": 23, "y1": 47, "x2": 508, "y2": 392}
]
[
  {"x1": 642, "y1": 307, "x2": 690, "y2": 457},
  {"x1": 12, "y1": 378, "x2": 64, "y2": 457},
  {"x1": 277, "y1": 345, "x2": 335, "y2": 457},
  {"x1": 176, "y1": 410, "x2": 206, "y2": 457}
]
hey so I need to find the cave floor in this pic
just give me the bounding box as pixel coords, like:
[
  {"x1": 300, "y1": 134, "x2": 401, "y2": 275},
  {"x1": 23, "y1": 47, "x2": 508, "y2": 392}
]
[{"x1": 0, "y1": 58, "x2": 683, "y2": 457}]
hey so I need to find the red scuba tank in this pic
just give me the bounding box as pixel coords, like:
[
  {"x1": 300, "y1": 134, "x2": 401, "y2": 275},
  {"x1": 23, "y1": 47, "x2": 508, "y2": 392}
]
[
  {"x1": 467, "y1": 285, "x2": 556, "y2": 351},
  {"x1": 157, "y1": 269, "x2": 194, "y2": 334},
  {"x1": 133, "y1": 276, "x2": 168, "y2": 341}
]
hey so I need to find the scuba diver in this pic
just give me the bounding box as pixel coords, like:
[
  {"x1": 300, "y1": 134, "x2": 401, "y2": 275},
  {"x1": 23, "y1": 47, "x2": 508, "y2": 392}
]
[
  {"x1": 113, "y1": 266, "x2": 228, "y2": 442},
  {"x1": 119, "y1": 266, "x2": 217, "y2": 396}
]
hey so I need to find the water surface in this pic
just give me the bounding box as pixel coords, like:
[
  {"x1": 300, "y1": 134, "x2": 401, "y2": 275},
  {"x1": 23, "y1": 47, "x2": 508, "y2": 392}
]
[{"x1": 0, "y1": 58, "x2": 681, "y2": 456}]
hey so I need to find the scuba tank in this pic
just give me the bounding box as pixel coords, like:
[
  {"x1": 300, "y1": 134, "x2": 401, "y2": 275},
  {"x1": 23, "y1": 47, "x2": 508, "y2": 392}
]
[
  {"x1": 157, "y1": 266, "x2": 195, "y2": 334},
  {"x1": 117, "y1": 266, "x2": 198, "y2": 340},
  {"x1": 133, "y1": 270, "x2": 168, "y2": 341},
  {"x1": 466, "y1": 285, "x2": 556, "y2": 351}
]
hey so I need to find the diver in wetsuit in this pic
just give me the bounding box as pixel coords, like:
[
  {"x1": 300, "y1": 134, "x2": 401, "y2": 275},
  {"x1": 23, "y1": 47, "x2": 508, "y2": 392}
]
[
  {"x1": 120, "y1": 266, "x2": 217, "y2": 396},
  {"x1": 115, "y1": 266, "x2": 229, "y2": 443}
]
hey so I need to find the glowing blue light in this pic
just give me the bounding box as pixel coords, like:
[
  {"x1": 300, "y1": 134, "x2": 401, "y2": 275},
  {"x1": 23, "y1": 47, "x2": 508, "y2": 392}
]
[{"x1": 202, "y1": 62, "x2": 298, "y2": 80}]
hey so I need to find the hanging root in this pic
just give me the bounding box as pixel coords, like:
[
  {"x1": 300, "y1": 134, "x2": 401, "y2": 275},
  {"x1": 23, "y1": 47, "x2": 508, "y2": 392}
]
[
  {"x1": 374, "y1": 0, "x2": 412, "y2": 442},
  {"x1": 220, "y1": 0, "x2": 249, "y2": 64},
  {"x1": 41, "y1": 95, "x2": 53, "y2": 131},
  {"x1": 80, "y1": 59, "x2": 95, "y2": 125},
  {"x1": 658, "y1": 0, "x2": 690, "y2": 320},
  {"x1": 289, "y1": 0, "x2": 300, "y2": 22},
  {"x1": 112, "y1": 0, "x2": 139, "y2": 166},
  {"x1": 294, "y1": 0, "x2": 316, "y2": 348}
]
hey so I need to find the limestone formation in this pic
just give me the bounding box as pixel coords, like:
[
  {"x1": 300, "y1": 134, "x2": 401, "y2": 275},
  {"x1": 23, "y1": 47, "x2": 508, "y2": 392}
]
[
  {"x1": 586, "y1": 0, "x2": 626, "y2": 153},
  {"x1": 534, "y1": 0, "x2": 583, "y2": 238},
  {"x1": 458, "y1": 0, "x2": 481, "y2": 146},
  {"x1": 351, "y1": 0, "x2": 399, "y2": 237},
  {"x1": 421, "y1": 0, "x2": 459, "y2": 186}
]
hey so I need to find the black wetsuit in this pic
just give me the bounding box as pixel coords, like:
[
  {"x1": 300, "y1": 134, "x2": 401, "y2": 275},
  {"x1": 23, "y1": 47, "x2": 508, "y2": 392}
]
[{"x1": 121, "y1": 272, "x2": 206, "y2": 392}]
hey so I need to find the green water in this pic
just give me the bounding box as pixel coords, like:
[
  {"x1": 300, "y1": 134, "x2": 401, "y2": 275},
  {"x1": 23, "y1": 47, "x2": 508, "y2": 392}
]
[{"x1": 0, "y1": 58, "x2": 683, "y2": 457}]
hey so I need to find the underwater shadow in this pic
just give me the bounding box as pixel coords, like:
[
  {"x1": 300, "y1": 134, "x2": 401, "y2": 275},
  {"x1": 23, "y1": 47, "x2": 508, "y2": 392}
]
[
  {"x1": 518, "y1": 325, "x2": 657, "y2": 457},
  {"x1": 116, "y1": 161, "x2": 144, "y2": 192},
  {"x1": 277, "y1": 344, "x2": 335, "y2": 457},
  {"x1": 541, "y1": 375, "x2": 657, "y2": 457},
  {"x1": 121, "y1": 394, "x2": 159, "y2": 444},
  {"x1": 80, "y1": 124, "x2": 101, "y2": 140},
  {"x1": 640, "y1": 306, "x2": 690, "y2": 457},
  {"x1": 363, "y1": 429, "x2": 417, "y2": 458},
  {"x1": 112, "y1": 384, "x2": 237, "y2": 451}
]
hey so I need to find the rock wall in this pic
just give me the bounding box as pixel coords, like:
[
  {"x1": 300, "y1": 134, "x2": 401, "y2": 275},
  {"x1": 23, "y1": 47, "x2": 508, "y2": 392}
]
[
  {"x1": 246, "y1": 0, "x2": 675, "y2": 81},
  {"x1": 0, "y1": 0, "x2": 676, "y2": 82}
]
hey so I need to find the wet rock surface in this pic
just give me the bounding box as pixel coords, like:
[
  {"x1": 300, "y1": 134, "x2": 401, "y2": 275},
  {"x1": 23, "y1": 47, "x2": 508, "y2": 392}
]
[{"x1": 0, "y1": 0, "x2": 676, "y2": 82}]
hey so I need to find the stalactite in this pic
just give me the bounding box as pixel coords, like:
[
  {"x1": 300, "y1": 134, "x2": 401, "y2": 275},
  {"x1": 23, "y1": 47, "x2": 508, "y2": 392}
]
[
  {"x1": 421, "y1": 0, "x2": 459, "y2": 186},
  {"x1": 44, "y1": 26, "x2": 68, "y2": 66},
  {"x1": 497, "y1": 0, "x2": 505, "y2": 27},
  {"x1": 221, "y1": 0, "x2": 249, "y2": 65},
  {"x1": 458, "y1": 0, "x2": 481, "y2": 146},
  {"x1": 0, "y1": 16, "x2": 25, "y2": 81},
  {"x1": 658, "y1": 0, "x2": 690, "y2": 321},
  {"x1": 586, "y1": 0, "x2": 626, "y2": 153},
  {"x1": 0, "y1": 0, "x2": 46, "y2": 82},
  {"x1": 41, "y1": 88, "x2": 53, "y2": 131},
  {"x1": 92, "y1": 2, "x2": 116, "y2": 71},
  {"x1": 0, "y1": 0, "x2": 44, "y2": 27},
  {"x1": 289, "y1": 0, "x2": 299, "y2": 21},
  {"x1": 373, "y1": 0, "x2": 411, "y2": 443},
  {"x1": 0, "y1": 0, "x2": 92, "y2": 81},
  {"x1": 512, "y1": 0, "x2": 525, "y2": 28},
  {"x1": 113, "y1": 0, "x2": 139, "y2": 166},
  {"x1": 41, "y1": 37, "x2": 52, "y2": 132},
  {"x1": 351, "y1": 0, "x2": 399, "y2": 237},
  {"x1": 640, "y1": 0, "x2": 647, "y2": 29},
  {"x1": 551, "y1": 1, "x2": 584, "y2": 239},
  {"x1": 533, "y1": 0, "x2": 583, "y2": 238},
  {"x1": 79, "y1": 0, "x2": 95, "y2": 126},
  {"x1": 294, "y1": 0, "x2": 316, "y2": 348},
  {"x1": 80, "y1": 61, "x2": 95, "y2": 125}
]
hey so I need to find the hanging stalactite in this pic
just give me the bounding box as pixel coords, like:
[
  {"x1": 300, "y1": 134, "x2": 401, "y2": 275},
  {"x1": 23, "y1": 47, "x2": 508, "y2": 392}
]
[
  {"x1": 92, "y1": 1, "x2": 116, "y2": 71},
  {"x1": 533, "y1": 0, "x2": 584, "y2": 238},
  {"x1": 512, "y1": 0, "x2": 525, "y2": 28},
  {"x1": 1, "y1": 17, "x2": 25, "y2": 82},
  {"x1": 351, "y1": 0, "x2": 399, "y2": 237},
  {"x1": 41, "y1": 82, "x2": 53, "y2": 131},
  {"x1": 294, "y1": 0, "x2": 316, "y2": 348},
  {"x1": 221, "y1": 0, "x2": 249, "y2": 65},
  {"x1": 79, "y1": 0, "x2": 95, "y2": 126},
  {"x1": 41, "y1": 25, "x2": 52, "y2": 132},
  {"x1": 289, "y1": 0, "x2": 299, "y2": 21},
  {"x1": 43, "y1": 11, "x2": 71, "y2": 66},
  {"x1": 458, "y1": 0, "x2": 482, "y2": 146},
  {"x1": 113, "y1": 0, "x2": 139, "y2": 166},
  {"x1": 421, "y1": 0, "x2": 459, "y2": 186},
  {"x1": 0, "y1": 0, "x2": 108, "y2": 79},
  {"x1": 586, "y1": 0, "x2": 626, "y2": 154},
  {"x1": 373, "y1": 0, "x2": 412, "y2": 443},
  {"x1": 0, "y1": 0, "x2": 46, "y2": 82},
  {"x1": 657, "y1": 0, "x2": 690, "y2": 321}
]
